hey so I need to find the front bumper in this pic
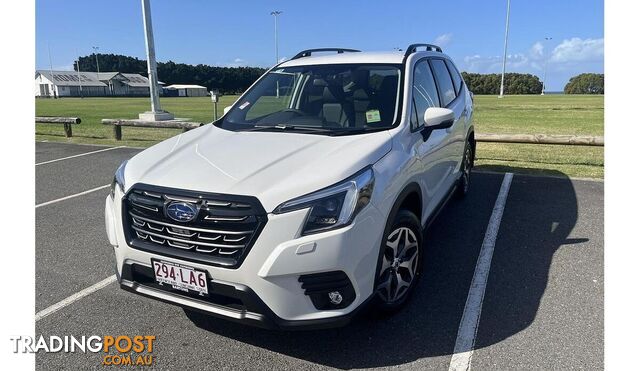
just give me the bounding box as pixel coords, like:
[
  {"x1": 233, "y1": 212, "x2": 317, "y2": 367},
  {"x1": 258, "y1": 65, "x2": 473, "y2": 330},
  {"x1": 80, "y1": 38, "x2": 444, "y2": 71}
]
[{"x1": 105, "y1": 189, "x2": 386, "y2": 328}]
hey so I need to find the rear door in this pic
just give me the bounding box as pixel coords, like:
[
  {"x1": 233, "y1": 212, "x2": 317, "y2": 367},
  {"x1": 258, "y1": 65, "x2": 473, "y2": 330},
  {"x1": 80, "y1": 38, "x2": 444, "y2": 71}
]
[
  {"x1": 429, "y1": 58, "x2": 466, "y2": 187},
  {"x1": 410, "y1": 59, "x2": 451, "y2": 219}
]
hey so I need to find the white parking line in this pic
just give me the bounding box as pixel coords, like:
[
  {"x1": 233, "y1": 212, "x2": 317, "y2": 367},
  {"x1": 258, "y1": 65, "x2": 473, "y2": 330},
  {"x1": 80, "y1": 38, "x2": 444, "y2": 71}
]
[
  {"x1": 35, "y1": 184, "x2": 110, "y2": 209},
  {"x1": 35, "y1": 275, "x2": 117, "y2": 322},
  {"x1": 449, "y1": 172, "x2": 513, "y2": 371},
  {"x1": 35, "y1": 146, "x2": 125, "y2": 166}
]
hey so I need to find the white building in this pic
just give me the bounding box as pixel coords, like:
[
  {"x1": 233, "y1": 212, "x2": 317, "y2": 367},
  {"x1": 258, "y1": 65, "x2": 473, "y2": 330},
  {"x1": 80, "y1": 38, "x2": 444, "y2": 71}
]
[
  {"x1": 35, "y1": 70, "x2": 164, "y2": 97},
  {"x1": 164, "y1": 84, "x2": 208, "y2": 97}
]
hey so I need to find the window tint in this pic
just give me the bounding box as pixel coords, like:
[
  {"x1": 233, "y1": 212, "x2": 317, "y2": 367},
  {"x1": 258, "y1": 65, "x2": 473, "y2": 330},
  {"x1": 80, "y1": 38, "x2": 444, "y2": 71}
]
[
  {"x1": 445, "y1": 59, "x2": 463, "y2": 94},
  {"x1": 412, "y1": 60, "x2": 440, "y2": 129},
  {"x1": 431, "y1": 59, "x2": 456, "y2": 106}
]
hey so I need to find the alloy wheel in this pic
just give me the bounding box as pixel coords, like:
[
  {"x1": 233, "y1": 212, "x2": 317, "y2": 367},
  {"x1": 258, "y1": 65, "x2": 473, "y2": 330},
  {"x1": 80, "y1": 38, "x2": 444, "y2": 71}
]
[{"x1": 377, "y1": 227, "x2": 419, "y2": 303}]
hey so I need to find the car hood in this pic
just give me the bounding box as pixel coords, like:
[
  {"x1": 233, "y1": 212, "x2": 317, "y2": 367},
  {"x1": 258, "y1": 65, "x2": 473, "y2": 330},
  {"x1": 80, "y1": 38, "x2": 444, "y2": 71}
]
[{"x1": 124, "y1": 125, "x2": 392, "y2": 212}]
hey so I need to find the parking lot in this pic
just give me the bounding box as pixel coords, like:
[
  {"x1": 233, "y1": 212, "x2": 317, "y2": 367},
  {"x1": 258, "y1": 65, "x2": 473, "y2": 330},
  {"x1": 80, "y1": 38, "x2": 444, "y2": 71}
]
[{"x1": 35, "y1": 141, "x2": 603, "y2": 370}]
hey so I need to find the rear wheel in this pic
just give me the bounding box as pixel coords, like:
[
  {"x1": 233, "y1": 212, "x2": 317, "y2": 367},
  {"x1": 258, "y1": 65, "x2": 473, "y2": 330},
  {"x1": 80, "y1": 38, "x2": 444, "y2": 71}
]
[
  {"x1": 456, "y1": 140, "x2": 473, "y2": 198},
  {"x1": 372, "y1": 209, "x2": 423, "y2": 313}
]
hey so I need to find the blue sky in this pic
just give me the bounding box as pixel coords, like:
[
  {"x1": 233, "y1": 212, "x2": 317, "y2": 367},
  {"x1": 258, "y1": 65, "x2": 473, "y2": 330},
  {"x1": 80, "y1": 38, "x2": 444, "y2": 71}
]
[{"x1": 36, "y1": 0, "x2": 603, "y2": 91}]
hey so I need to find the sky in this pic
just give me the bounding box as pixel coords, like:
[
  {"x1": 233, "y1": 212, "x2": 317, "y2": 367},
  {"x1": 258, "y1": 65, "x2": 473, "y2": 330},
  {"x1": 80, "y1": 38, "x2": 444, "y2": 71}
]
[{"x1": 35, "y1": 0, "x2": 604, "y2": 91}]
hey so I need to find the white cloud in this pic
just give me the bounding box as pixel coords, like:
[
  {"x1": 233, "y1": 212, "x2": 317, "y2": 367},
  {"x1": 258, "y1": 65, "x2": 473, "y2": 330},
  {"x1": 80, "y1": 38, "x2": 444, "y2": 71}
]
[
  {"x1": 550, "y1": 37, "x2": 604, "y2": 63},
  {"x1": 463, "y1": 53, "x2": 531, "y2": 73},
  {"x1": 434, "y1": 33, "x2": 453, "y2": 47},
  {"x1": 530, "y1": 42, "x2": 544, "y2": 60}
]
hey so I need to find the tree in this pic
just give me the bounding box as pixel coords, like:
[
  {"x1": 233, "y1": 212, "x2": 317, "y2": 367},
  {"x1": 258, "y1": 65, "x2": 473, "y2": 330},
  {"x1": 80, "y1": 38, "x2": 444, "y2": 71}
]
[
  {"x1": 76, "y1": 53, "x2": 267, "y2": 94},
  {"x1": 461, "y1": 72, "x2": 543, "y2": 95},
  {"x1": 564, "y1": 73, "x2": 604, "y2": 94}
]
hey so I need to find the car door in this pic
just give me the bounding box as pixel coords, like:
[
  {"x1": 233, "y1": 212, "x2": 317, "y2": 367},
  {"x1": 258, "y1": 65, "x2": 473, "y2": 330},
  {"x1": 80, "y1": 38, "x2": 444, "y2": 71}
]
[
  {"x1": 430, "y1": 58, "x2": 466, "y2": 188},
  {"x1": 410, "y1": 58, "x2": 451, "y2": 219}
]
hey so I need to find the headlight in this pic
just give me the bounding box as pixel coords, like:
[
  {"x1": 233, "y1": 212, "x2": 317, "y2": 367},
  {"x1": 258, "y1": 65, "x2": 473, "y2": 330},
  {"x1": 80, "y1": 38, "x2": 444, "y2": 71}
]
[
  {"x1": 110, "y1": 160, "x2": 128, "y2": 199},
  {"x1": 274, "y1": 167, "x2": 375, "y2": 235}
]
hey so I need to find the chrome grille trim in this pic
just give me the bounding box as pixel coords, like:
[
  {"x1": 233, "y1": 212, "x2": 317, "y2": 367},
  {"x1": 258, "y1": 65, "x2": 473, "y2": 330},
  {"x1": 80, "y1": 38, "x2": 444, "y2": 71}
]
[
  {"x1": 130, "y1": 213, "x2": 253, "y2": 235},
  {"x1": 131, "y1": 225, "x2": 245, "y2": 249},
  {"x1": 123, "y1": 184, "x2": 267, "y2": 268}
]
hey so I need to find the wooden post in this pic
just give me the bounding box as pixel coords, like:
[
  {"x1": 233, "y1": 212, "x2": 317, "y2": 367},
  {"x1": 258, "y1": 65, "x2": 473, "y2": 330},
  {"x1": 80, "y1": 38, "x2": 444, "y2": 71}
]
[
  {"x1": 113, "y1": 125, "x2": 122, "y2": 141},
  {"x1": 63, "y1": 123, "x2": 72, "y2": 138}
]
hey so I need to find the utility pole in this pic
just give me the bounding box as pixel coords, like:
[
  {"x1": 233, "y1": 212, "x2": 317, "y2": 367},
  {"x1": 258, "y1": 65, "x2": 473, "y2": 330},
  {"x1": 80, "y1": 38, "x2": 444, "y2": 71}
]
[
  {"x1": 541, "y1": 37, "x2": 552, "y2": 95},
  {"x1": 139, "y1": 0, "x2": 173, "y2": 121},
  {"x1": 499, "y1": 0, "x2": 511, "y2": 98}
]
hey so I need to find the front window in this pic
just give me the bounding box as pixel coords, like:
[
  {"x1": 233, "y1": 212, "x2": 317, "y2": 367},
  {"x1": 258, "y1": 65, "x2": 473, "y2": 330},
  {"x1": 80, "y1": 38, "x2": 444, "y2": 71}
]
[{"x1": 218, "y1": 64, "x2": 402, "y2": 135}]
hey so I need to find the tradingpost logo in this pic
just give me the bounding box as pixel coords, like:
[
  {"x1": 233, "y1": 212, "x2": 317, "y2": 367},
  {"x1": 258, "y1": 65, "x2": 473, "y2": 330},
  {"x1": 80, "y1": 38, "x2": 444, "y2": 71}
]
[{"x1": 10, "y1": 335, "x2": 156, "y2": 366}]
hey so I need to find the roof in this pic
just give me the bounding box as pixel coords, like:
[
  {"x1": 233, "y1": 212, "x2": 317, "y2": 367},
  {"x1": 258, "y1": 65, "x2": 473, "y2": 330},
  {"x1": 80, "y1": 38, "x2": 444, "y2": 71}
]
[
  {"x1": 278, "y1": 50, "x2": 449, "y2": 67},
  {"x1": 96, "y1": 72, "x2": 123, "y2": 81},
  {"x1": 120, "y1": 73, "x2": 154, "y2": 87},
  {"x1": 165, "y1": 84, "x2": 207, "y2": 90},
  {"x1": 35, "y1": 70, "x2": 107, "y2": 87}
]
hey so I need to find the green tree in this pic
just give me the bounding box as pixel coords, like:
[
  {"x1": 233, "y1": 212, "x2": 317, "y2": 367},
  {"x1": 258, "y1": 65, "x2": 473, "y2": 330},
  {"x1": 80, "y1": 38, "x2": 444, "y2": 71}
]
[
  {"x1": 564, "y1": 73, "x2": 604, "y2": 94},
  {"x1": 461, "y1": 72, "x2": 543, "y2": 95}
]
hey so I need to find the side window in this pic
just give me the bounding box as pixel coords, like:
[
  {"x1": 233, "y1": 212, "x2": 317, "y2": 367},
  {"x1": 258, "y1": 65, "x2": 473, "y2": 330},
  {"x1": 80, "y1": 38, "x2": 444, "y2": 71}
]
[
  {"x1": 430, "y1": 59, "x2": 456, "y2": 107},
  {"x1": 445, "y1": 59, "x2": 463, "y2": 94},
  {"x1": 412, "y1": 60, "x2": 440, "y2": 130}
]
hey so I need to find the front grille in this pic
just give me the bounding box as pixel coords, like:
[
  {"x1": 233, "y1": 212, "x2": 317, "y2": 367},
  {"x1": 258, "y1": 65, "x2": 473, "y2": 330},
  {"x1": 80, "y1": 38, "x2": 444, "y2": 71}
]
[{"x1": 122, "y1": 184, "x2": 267, "y2": 268}]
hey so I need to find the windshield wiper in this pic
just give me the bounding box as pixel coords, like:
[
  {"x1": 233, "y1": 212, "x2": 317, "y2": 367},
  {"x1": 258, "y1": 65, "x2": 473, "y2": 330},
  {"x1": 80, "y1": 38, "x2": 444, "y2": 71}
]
[{"x1": 243, "y1": 124, "x2": 333, "y2": 133}]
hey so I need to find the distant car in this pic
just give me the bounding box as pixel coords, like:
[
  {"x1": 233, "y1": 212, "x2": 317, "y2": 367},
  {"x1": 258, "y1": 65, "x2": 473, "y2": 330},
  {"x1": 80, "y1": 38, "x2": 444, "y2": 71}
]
[{"x1": 104, "y1": 44, "x2": 475, "y2": 329}]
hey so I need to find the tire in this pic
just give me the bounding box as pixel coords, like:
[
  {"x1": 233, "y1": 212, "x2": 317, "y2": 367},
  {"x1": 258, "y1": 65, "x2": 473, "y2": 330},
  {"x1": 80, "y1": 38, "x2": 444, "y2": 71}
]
[
  {"x1": 456, "y1": 139, "x2": 473, "y2": 198},
  {"x1": 371, "y1": 209, "x2": 424, "y2": 313}
]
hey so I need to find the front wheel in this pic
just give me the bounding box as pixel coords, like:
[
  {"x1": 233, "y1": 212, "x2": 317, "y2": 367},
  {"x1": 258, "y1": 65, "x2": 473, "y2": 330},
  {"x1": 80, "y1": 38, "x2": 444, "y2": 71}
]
[{"x1": 371, "y1": 209, "x2": 423, "y2": 313}]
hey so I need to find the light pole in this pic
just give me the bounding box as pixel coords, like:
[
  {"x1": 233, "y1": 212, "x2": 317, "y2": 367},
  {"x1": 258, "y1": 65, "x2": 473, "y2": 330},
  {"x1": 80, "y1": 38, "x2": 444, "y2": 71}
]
[
  {"x1": 92, "y1": 46, "x2": 103, "y2": 95},
  {"x1": 541, "y1": 37, "x2": 552, "y2": 95},
  {"x1": 270, "y1": 10, "x2": 282, "y2": 98},
  {"x1": 270, "y1": 11, "x2": 282, "y2": 64},
  {"x1": 499, "y1": 0, "x2": 511, "y2": 98},
  {"x1": 139, "y1": 0, "x2": 173, "y2": 121},
  {"x1": 92, "y1": 46, "x2": 101, "y2": 75}
]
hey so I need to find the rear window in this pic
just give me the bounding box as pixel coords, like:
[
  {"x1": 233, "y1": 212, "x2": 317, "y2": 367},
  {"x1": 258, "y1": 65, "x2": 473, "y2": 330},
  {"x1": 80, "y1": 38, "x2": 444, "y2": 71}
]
[
  {"x1": 445, "y1": 59, "x2": 463, "y2": 94},
  {"x1": 430, "y1": 59, "x2": 456, "y2": 107}
]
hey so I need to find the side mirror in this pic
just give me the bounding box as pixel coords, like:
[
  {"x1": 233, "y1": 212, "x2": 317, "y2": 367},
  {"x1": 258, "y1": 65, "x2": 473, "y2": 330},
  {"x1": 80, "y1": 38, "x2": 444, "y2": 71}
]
[
  {"x1": 423, "y1": 107, "x2": 455, "y2": 129},
  {"x1": 223, "y1": 106, "x2": 232, "y2": 115}
]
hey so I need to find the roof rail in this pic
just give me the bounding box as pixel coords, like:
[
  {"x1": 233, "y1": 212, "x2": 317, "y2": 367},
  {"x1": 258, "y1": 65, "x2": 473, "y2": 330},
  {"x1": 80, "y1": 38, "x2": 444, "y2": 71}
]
[
  {"x1": 290, "y1": 48, "x2": 361, "y2": 60},
  {"x1": 403, "y1": 43, "x2": 442, "y2": 57}
]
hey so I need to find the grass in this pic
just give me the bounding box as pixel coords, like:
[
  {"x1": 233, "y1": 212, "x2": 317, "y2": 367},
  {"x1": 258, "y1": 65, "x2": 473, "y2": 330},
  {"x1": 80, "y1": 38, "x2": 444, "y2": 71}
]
[{"x1": 35, "y1": 94, "x2": 604, "y2": 178}]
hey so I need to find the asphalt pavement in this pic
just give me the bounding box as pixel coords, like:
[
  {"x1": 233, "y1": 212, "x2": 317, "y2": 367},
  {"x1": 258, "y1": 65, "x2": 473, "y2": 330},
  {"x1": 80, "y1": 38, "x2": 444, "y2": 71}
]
[{"x1": 34, "y1": 141, "x2": 603, "y2": 370}]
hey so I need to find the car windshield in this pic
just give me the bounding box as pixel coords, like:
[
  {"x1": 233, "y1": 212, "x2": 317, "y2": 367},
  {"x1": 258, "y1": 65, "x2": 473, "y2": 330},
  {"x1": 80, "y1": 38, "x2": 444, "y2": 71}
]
[{"x1": 217, "y1": 64, "x2": 402, "y2": 135}]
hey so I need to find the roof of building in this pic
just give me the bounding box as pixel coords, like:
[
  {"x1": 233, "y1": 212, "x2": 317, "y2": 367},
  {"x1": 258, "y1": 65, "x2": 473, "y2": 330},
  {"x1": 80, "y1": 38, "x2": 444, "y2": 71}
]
[
  {"x1": 36, "y1": 70, "x2": 163, "y2": 88},
  {"x1": 35, "y1": 70, "x2": 107, "y2": 87},
  {"x1": 165, "y1": 84, "x2": 207, "y2": 90}
]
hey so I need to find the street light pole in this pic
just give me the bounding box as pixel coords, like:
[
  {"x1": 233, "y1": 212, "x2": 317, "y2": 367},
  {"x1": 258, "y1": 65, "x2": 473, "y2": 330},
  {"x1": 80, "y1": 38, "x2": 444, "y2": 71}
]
[
  {"x1": 270, "y1": 10, "x2": 282, "y2": 98},
  {"x1": 270, "y1": 11, "x2": 282, "y2": 64},
  {"x1": 139, "y1": 0, "x2": 173, "y2": 121},
  {"x1": 541, "y1": 37, "x2": 552, "y2": 95},
  {"x1": 92, "y1": 46, "x2": 102, "y2": 95},
  {"x1": 499, "y1": 0, "x2": 511, "y2": 98},
  {"x1": 92, "y1": 46, "x2": 100, "y2": 76}
]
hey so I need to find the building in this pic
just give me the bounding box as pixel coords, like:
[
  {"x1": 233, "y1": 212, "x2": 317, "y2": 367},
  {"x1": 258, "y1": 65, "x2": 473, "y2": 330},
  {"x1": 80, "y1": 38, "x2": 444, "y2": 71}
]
[
  {"x1": 164, "y1": 84, "x2": 208, "y2": 97},
  {"x1": 35, "y1": 70, "x2": 164, "y2": 97}
]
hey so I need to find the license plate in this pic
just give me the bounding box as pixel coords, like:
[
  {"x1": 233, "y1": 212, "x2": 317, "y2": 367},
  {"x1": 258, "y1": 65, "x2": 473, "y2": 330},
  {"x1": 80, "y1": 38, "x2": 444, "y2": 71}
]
[{"x1": 152, "y1": 259, "x2": 208, "y2": 295}]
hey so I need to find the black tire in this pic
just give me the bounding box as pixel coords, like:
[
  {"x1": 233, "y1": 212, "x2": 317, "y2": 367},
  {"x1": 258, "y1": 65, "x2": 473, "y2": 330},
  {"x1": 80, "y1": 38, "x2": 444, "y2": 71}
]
[
  {"x1": 371, "y1": 209, "x2": 424, "y2": 313},
  {"x1": 456, "y1": 139, "x2": 473, "y2": 198}
]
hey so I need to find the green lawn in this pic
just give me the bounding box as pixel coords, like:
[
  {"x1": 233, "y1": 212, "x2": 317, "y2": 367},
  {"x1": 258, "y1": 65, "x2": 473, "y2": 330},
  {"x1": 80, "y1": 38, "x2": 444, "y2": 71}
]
[{"x1": 36, "y1": 94, "x2": 604, "y2": 178}]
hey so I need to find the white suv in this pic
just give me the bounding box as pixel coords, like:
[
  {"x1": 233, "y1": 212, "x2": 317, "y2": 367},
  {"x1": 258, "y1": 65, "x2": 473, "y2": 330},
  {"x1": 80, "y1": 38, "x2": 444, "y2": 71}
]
[{"x1": 104, "y1": 44, "x2": 475, "y2": 329}]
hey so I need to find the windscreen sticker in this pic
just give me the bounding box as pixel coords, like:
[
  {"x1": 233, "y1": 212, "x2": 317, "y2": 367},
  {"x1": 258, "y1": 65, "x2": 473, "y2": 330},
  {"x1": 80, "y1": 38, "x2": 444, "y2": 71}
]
[
  {"x1": 239, "y1": 101, "x2": 251, "y2": 110},
  {"x1": 366, "y1": 109, "x2": 381, "y2": 123}
]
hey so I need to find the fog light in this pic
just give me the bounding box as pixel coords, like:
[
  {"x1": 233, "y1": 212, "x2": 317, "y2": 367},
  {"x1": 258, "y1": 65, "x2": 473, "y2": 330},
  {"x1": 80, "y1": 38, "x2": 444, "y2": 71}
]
[{"x1": 328, "y1": 291, "x2": 343, "y2": 305}]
